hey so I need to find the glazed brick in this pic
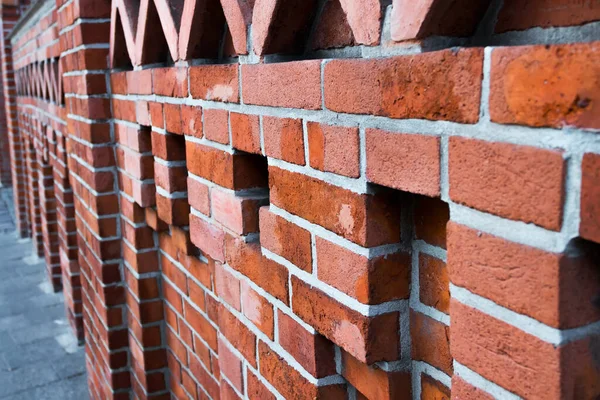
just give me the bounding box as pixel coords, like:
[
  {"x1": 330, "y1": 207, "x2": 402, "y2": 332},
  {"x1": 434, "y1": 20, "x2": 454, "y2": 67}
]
[
  {"x1": 242, "y1": 61, "x2": 322, "y2": 109},
  {"x1": 419, "y1": 253, "x2": 450, "y2": 314},
  {"x1": 291, "y1": 276, "x2": 400, "y2": 363},
  {"x1": 581, "y1": 153, "x2": 600, "y2": 243},
  {"x1": 448, "y1": 222, "x2": 600, "y2": 329},
  {"x1": 410, "y1": 310, "x2": 452, "y2": 376},
  {"x1": 307, "y1": 122, "x2": 359, "y2": 178},
  {"x1": 316, "y1": 237, "x2": 411, "y2": 304},
  {"x1": 490, "y1": 42, "x2": 600, "y2": 129},
  {"x1": 185, "y1": 142, "x2": 268, "y2": 190},
  {"x1": 495, "y1": 0, "x2": 600, "y2": 33},
  {"x1": 263, "y1": 116, "x2": 305, "y2": 166},
  {"x1": 269, "y1": 166, "x2": 401, "y2": 247},
  {"x1": 325, "y1": 48, "x2": 483, "y2": 123},
  {"x1": 451, "y1": 300, "x2": 600, "y2": 399},
  {"x1": 258, "y1": 206, "x2": 312, "y2": 272},
  {"x1": 258, "y1": 341, "x2": 345, "y2": 399},
  {"x1": 449, "y1": 137, "x2": 565, "y2": 231},
  {"x1": 277, "y1": 310, "x2": 336, "y2": 378},
  {"x1": 203, "y1": 108, "x2": 229, "y2": 144},
  {"x1": 189, "y1": 64, "x2": 239, "y2": 102},
  {"x1": 341, "y1": 350, "x2": 412, "y2": 400},
  {"x1": 366, "y1": 129, "x2": 441, "y2": 197},
  {"x1": 230, "y1": 112, "x2": 261, "y2": 154}
]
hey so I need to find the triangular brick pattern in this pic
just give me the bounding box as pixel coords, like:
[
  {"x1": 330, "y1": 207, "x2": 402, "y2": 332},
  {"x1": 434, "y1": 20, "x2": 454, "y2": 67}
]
[{"x1": 2, "y1": 0, "x2": 600, "y2": 399}]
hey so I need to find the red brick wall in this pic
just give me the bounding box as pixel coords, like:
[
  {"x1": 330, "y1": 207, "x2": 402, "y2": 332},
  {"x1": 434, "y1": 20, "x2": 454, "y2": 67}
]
[{"x1": 4, "y1": 0, "x2": 600, "y2": 399}]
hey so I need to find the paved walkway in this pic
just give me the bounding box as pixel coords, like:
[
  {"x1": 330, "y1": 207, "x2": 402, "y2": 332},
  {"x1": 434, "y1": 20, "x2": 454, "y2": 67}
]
[{"x1": 0, "y1": 188, "x2": 88, "y2": 399}]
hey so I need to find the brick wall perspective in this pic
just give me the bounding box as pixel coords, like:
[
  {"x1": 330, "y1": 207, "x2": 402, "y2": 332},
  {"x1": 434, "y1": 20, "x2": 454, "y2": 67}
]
[{"x1": 1, "y1": 0, "x2": 600, "y2": 399}]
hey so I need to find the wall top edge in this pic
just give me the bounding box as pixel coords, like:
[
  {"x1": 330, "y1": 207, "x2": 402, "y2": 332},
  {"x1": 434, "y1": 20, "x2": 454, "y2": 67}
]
[{"x1": 8, "y1": 0, "x2": 54, "y2": 44}]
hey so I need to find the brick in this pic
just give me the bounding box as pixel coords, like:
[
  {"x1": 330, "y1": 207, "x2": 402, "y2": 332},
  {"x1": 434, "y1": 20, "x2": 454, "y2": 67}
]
[
  {"x1": 421, "y1": 374, "x2": 450, "y2": 400},
  {"x1": 414, "y1": 195, "x2": 449, "y2": 249},
  {"x1": 247, "y1": 370, "x2": 275, "y2": 400},
  {"x1": 218, "y1": 337, "x2": 243, "y2": 392},
  {"x1": 341, "y1": 350, "x2": 412, "y2": 400},
  {"x1": 203, "y1": 108, "x2": 229, "y2": 144},
  {"x1": 184, "y1": 301, "x2": 218, "y2": 351},
  {"x1": 366, "y1": 129, "x2": 441, "y2": 197},
  {"x1": 263, "y1": 116, "x2": 305, "y2": 165},
  {"x1": 448, "y1": 222, "x2": 600, "y2": 329},
  {"x1": 291, "y1": 276, "x2": 400, "y2": 363},
  {"x1": 325, "y1": 48, "x2": 483, "y2": 123},
  {"x1": 269, "y1": 166, "x2": 401, "y2": 247},
  {"x1": 154, "y1": 162, "x2": 187, "y2": 193},
  {"x1": 451, "y1": 377, "x2": 493, "y2": 400},
  {"x1": 581, "y1": 153, "x2": 600, "y2": 243},
  {"x1": 152, "y1": 67, "x2": 188, "y2": 97},
  {"x1": 277, "y1": 310, "x2": 336, "y2": 378},
  {"x1": 164, "y1": 103, "x2": 183, "y2": 134},
  {"x1": 220, "y1": 379, "x2": 242, "y2": 400},
  {"x1": 317, "y1": 237, "x2": 410, "y2": 304},
  {"x1": 186, "y1": 142, "x2": 268, "y2": 190},
  {"x1": 419, "y1": 253, "x2": 449, "y2": 314},
  {"x1": 451, "y1": 300, "x2": 600, "y2": 399},
  {"x1": 496, "y1": 0, "x2": 600, "y2": 33},
  {"x1": 151, "y1": 131, "x2": 186, "y2": 161},
  {"x1": 181, "y1": 105, "x2": 203, "y2": 138},
  {"x1": 310, "y1": 0, "x2": 354, "y2": 50},
  {"x1": 190, "y1": 214, "x2": 226, "y2": 262},
  {"x1": 215, "y1": 263, "x2": 241, "y2": 311},
  {"x1": 187, "y1": 176, "x2": 210, "y2": 216},
  {"x1": 410, "y1": 311, "x2": 452, "y2": 376},
  {"x1": 241, "y1": 282, "x2": 274, "y2": 339},
  {"x1": 449, "y1": 137, "x2": 565, "y2": 231},
  {"x1": 189, "y1": 64, "x2": 239, "y2": 102},
  {"x1": 225, "y1": 236, "x2": 289, "y2": 304},
  {"x1": 242, "y1": 61, "x2": 322, "y2": 109},
  {"x1": 218, "y1": 304, "x2": 257, "y2": 367},
  {"x1": 490, "y1": 42, "x2": 600, "y2": 129},
  {"x1": 211, "y1": 189, "x2": 264, "y2": 235},
  {"x1": 230, "y1": 112, "x2": 261, "y2": 154},
  {"x1": 307, "y1": 122, "x2": 359, "y2": 178},
  {"x1": 390, "y1": 0, "x2": 489, "y2": 41},
  {"x1": 258, "y1": 341, "x2": 345, "y2": 399},
  {"x1": 259, "y1": 206, "x2": 312, "y2": 272}
]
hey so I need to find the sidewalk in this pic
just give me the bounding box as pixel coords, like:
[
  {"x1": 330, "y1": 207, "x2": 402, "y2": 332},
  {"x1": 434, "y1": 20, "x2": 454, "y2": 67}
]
[{"x1": 0, "y1": 189, "x2": 88, "y2": 399}]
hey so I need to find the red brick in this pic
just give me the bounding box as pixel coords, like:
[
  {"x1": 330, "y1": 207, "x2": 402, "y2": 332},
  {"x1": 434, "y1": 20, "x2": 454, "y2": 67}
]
[
  {"x1": 411, "y1": 311, "x2": 452, "y2": 376},
  {"x1": 241, "y1": 282, "x2": 274, "y2": 339},
  {"x1": 151, "y1": 131, "x2": 186, "y2": 161},
  {"x1": 218, "y1": 305, "x2": 257, "y2": 367},
  {"x1": 258, "y1": 341, "x2": 345, "y2": 399},
  {"x1": 366, "y1": 129, "x2": 441, "y2": 196},
  {"x1": 184, "y1": 301, "x2": 218, "y2": 351},
  {"x1": 181, "y1": 105, "x2": 203, "y2": 138},
  {"x1": 211, "y1": 189, "x2": 264, "y2": 235},
  {"x1": 581, "y1": 153, "x2": 600, "y2": 243},
  {"x1": 262, "y1": 116, "x2": 305, "y2": 165},
  {"x1": 225, "y1": 236, "x2": 289, "y2": 304},
  {"x1": 187, "y1": 177, "x2": 210, "y2": 216},
  {"x1": 310, "y1": 0, "x2": 354, "y2": 50},
  {"x1": 152, "y1": 67, "x2": 188, "y2": 97},
  {"x1": 449, "y1": 137, "x2": 565, "y2": 231},
  {"x1": 496, "y1": 0, "x2": 600, "y2": 33},
  {"x1": 325, "y1": 48, "x2": 483, "y2": 123},
  {"x1": 448, "y1": 222, "x2": 600, "y2": 329},
  {"x1": 490, "y1": 42, "x2": 600, "y2": 129},
  {"x1": 291, "y1": 276, "x2": 400, "y2": 363},
  {"x1": 215, "y1": 263, "x2": 241, "y2": 311},
  {"x1": 269, "y1": 166, "x2": 401, "y2": 247},
  {"x1": 218, "y1": 337, "x2": 243, "y2": 392},
  {"x1": 242, "y1": 61, "x2": 322, "y2": 109},
  {"x1": 186, "y1": 142, "x2": 268, "y2": 190},
  {"x1": 164, "y1": 103, "x2": 183, "y2": 134},
  {"x1": 414, "y1": 195, "x2": 449, "y2": 249},
  {"x1": 247, "y1": 370, "x2": 275, "y2": 400},
  {"x1": 451, "y1": 377, "x2": 493, "y2": 400},
  {"x1": 230, "y1": 112, "x2": 261, "y2": 154},
  {"x1": 259, "y1": 206, "x2": 312, "y2": 272},
  {"x1": 190, "y1": 214, "x2": 226, "y2": 262},
  {"x1": 203, "y1": 108, "x2": 229, "y2": 144},
  {"x1": 419, "y1": 253, "x2": 449, "y2": 315},
  {"x1": 307, "y1": 122, "x2": 359, "y2": 178},
  {"x1": 189, "y1": 64, "x2": 239, "y2": 102},
  {"x1": 317, "y1": 237, "x2": 410, "y2": 304},
  {"x1": 421, "y1": 374, "x2": 450, "y2": 400},
  {"x1": 341, "y1": 350, "x2": 411, "y2": 400},
  {"x1": 451, "y1": 300, "x2": 600, "y2": 399},
  {"x1": 277, "y1": 310, "x2": 336, "y2": 378}
]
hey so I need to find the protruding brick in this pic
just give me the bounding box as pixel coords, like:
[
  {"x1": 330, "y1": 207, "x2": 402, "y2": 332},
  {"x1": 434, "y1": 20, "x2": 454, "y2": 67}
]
[
  {"x1": 189, "y1": 64, "x2": 239, "y2": 102},
  {"x1": 307, "y1": 122, "x2": 359, "y2": 178},
  {"x1": 230, "y1": 112, "x2": 261, "y2": 154},
  {"x1": 263, "y1": 116, "x2": 305, "y2": 166},
  {"x1": 581, "y1": 153, "x2": 600, "y2": 244},
  {"x1": 411, "y1": 311, "x2": 452, "y2": 376},
  {"x1": 449, "y1": 137, "x2": 565, "y2": 231}
]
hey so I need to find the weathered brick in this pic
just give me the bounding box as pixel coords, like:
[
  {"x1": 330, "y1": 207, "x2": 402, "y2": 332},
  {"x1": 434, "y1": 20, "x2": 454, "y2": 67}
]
[
  {"x1": 581, "y1": 153, "x2": 600, "y2": 243},
  {"x1": 307, "y1": 122, "x2": 359, "y2": 178}
]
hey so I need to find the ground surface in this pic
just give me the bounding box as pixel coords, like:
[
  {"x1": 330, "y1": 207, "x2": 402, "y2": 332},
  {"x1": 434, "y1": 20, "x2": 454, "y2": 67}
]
[{"x1": 0, "y1": 188, "x2": 88, "y2": 399}]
